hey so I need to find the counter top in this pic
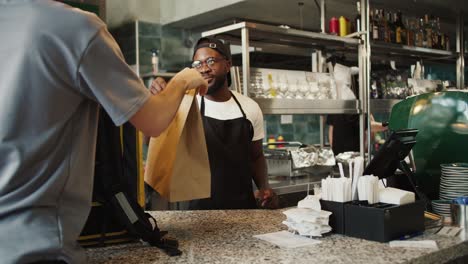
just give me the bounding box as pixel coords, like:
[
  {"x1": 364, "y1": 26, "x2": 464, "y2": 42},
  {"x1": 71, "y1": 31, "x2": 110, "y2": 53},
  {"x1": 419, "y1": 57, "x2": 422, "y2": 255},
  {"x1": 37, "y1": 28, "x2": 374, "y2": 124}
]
[{"x1": 86, "y1": 209, "x2": 468, "y2": 264}]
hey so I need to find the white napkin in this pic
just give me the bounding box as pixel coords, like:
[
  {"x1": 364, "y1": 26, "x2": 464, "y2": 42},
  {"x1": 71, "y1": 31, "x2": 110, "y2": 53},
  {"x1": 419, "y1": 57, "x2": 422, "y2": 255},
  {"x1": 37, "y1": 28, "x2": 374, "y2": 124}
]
[
  {"x1": 378, "y1": 187, "x2": 415, "y2": 205},
  {"x1": 283, "y1": 208, "x2": 332, "y2": 223},
  {"x1": 297, "y1": 195, "x2": 321, "y2": 210},
  {"x1": 253, "y1": 231, "x2": 322, "y2": 248},
  {"x1": 282, "y1": 196, "x2": 333, "y2": 238}
]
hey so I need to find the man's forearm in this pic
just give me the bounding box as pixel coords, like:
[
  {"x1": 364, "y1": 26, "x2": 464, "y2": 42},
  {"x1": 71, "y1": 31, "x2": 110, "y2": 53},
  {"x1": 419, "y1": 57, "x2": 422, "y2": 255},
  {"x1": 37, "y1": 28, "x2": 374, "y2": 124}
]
[{"x1": 252, "y1": 154, "x2": 269, "y2": 190}]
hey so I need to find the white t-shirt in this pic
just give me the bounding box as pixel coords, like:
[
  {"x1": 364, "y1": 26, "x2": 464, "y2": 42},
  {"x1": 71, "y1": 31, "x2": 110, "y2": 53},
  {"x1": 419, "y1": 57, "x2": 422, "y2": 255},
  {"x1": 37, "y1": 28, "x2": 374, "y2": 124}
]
[
  {"x1": 0, "y1": 1, "x2": 149, "y2": 263},
  {"x1": 197, "y1": 91, "x2": 265, "y2": 141}
]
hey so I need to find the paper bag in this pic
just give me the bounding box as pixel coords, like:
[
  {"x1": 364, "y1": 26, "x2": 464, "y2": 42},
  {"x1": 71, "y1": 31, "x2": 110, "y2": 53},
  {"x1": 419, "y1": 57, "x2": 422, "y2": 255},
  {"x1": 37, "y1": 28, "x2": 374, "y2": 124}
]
[{"x1": 144, "y1": 90, "x2": 211, "y2": 202}]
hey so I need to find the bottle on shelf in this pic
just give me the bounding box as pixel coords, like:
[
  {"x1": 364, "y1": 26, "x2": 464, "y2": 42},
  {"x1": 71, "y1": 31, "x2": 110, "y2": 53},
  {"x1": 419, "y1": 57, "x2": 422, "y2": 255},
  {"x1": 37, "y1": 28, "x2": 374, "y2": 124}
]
[
  {"x1": 267, "y1": 135, "x2": 276, "y2": 149},
  {"x1": 432, "y1": 17, "x2": 442, "y2": 49},
  {"x1": 346, "y1": 17, "x2": 352, "y2": 35},
  {"x1": 329, "y1": 17, "x2": 339, "y2": 35},
  {"x1": 415, "y1": 18, "x2": 425, "y2": 47},
  {"x1": 151, "y1": 48, "x2": 159, "y2": 74},
  {"x1": 339, "y1": 16, "x2": 347, "y2": 36},
  {"x1": 423, "y1": 14, "x2": 432, "y2": 48},
  {"x1": 277, "y1": 135, "x2": 285, "y2": 148},
  {"x1": 388, "y1": 12, "x2": 396, "y2": 43},
  {"x1": 430, "y1": 16, "x2": 438, "y2": 49},
  {"x1": 395, "y1": 11, "x2": 406, "y2": 45},
  {"x1": 445, "y1": 34, "x2": 450, "y2": 51},
  {"x1": 369, "y1": 9, "x2": 379, "y2": 41},
  {"x1": 267, "y1": 73, "x2": 277, "y2": 98},
  {"x1": 406, "y1": 18, "x2": 415, "y2": 46},
  {"x1": 378, "y1": 10, "x2": 387, "y2": 42}
]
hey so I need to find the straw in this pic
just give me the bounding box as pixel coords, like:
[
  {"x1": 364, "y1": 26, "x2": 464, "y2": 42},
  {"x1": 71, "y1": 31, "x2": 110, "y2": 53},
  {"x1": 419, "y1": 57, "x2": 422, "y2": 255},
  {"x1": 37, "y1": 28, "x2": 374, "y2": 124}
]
[{"x1": 338, "y1": 163, "x2": 345, "y2": 178}]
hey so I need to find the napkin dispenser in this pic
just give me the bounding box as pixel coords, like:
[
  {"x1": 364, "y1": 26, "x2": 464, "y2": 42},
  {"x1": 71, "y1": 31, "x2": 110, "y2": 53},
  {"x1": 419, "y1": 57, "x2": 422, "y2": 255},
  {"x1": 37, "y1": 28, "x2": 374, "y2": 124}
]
[
  {"x1": 320, "y1": 200, "x2": 347, "y2": 235},
  {"x1": 344, "y1": 200, "x2": 425, "y2": 242},
  {"x1": 320, "y1": 199, "x2": 425, "y2": 240}
]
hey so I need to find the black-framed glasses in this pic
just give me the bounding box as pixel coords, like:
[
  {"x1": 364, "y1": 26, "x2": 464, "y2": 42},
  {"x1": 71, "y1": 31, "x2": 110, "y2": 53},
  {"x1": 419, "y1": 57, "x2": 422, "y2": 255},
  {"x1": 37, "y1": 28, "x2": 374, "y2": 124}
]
[{"x1": 191, "y1": 57, "x2": 226, "y2": 70}]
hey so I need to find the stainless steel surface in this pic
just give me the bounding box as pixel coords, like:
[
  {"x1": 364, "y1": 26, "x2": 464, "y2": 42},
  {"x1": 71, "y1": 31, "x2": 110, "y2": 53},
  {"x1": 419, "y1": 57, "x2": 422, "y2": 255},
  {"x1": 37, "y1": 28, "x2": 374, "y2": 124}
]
[
  {"x1": 241, "y1": 27, "x2": 250, "y2": 96},
  {"x1": 230, "y1": 66, "x2": 242, "y2": 93},
  {"x1": 202, "y1": 21, "x2": 360, "y2": 48},
  {"x1": 360, "y1": 0, "x2": 370, "y2": 160},
  {"x1": 266, "y1": 158, "x2": 294, "y2": 177},
  {"x1": 320, "y1": 0, "x2": 325, "y2": 33},
  {"x1": 135, "y1": 21, "x2": 140, "y2": 76},
  {"x1": 371, "y1": 42, "x2": 459, "y2": 61},
  {"x1": 269, "y1": 174, "x2": 329, "y2": 195},
  {"x1": 457, "y1": 13, "x2": 465, "y2": 89},
  {"x1": 254, "y1": 98, "x2": 360, "y2": 114},
  {"x1": 451, "y1": 204, "x2": 468, "y2": 228},
  {"x1": 223, "y1": 37, "x2": 316, "y2": 56},
  {"x1": 201, "y1": 22, "x2": 247, "y2": 38},
  {"x1": 319, "y1": 115, "x2": 325, "y2": 147}
]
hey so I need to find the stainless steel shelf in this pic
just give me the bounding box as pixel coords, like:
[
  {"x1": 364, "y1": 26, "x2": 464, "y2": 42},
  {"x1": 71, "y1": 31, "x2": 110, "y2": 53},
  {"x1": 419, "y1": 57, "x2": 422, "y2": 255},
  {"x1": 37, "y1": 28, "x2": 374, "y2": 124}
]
[
  {"x1": 370, "y1": 99, "x2": 402, "y2": 113},
  {"x1": 202, "y1": 22, "x2": 360, "y2": 51},
  {"x1": 371, "y1": 42, "x2": 459, "y2": 61},
  {"x1": 254, "y1": 98, "x2": 360, "y2": 115}
]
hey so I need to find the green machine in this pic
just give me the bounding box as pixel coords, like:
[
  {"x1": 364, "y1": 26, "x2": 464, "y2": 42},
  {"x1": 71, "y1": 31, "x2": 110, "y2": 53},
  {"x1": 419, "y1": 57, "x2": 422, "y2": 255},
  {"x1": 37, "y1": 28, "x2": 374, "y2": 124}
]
[{"x1": 388, "y1": 91, "x2": 468, "y2": 200}]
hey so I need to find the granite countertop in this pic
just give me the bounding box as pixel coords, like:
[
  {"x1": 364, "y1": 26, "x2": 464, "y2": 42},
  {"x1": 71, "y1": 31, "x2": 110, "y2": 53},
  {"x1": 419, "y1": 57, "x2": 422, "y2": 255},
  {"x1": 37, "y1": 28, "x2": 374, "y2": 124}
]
[{"x1": 86, "y1": 209, "x2": 468, "y2": 264}]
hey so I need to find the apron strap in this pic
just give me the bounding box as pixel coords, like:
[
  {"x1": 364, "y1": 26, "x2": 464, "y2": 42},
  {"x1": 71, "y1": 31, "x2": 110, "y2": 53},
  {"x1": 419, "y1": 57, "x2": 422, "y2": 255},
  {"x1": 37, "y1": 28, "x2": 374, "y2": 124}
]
[
  {"x1": 201, "y1": 96, "x2": 206, "y2": 116},
  {"x1": 230, "y1": 92, "x2": 247, "y2": 118}
]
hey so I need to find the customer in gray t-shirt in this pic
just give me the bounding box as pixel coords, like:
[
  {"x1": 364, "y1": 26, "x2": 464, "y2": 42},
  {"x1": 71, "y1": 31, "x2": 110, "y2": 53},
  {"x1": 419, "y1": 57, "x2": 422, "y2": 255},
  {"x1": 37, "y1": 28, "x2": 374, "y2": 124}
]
[{"x1": 0, "y1": 1, "x2": 207, "y2": 263}]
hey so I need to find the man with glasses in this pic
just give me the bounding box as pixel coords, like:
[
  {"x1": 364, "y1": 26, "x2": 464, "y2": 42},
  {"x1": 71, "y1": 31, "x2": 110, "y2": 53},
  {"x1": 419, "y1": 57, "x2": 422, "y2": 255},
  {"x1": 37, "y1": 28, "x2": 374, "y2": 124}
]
[{"x1": 150, "y1": 37, "x2": 278, "y2": 210}]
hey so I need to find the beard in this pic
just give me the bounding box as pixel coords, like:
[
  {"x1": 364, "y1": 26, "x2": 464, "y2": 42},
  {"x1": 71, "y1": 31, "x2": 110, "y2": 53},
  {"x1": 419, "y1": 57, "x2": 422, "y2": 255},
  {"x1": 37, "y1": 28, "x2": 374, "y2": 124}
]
[{"x1": 206, "y1": 74, "x2": 227, "y2": 95}]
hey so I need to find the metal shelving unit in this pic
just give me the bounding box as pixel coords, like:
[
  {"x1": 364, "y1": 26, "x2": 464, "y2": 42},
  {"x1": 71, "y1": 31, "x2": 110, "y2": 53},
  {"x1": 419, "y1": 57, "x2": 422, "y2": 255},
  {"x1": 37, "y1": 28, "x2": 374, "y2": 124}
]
[
  {"x1": 202, "y1": 18, "x2": 368, "y2": 156},
  {"x1": 255, "y1": 99, "x2": 360, "y2": 115},
  {"x1": 201, "y1": 0, "x2": 465, "y2": 159},
  {"x1": 202, "y1": 20, "x2": 365, "y2": 153},
  {"x1": 370, "y1": 42, "x2": 459, "y2": 61}
]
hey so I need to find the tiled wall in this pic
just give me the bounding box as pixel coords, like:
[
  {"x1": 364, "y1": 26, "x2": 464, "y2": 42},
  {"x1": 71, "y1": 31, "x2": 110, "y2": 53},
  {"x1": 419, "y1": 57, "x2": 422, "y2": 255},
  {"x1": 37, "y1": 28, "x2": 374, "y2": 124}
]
[
  {"x1": 264, "y1": 113, "x2": 391, "y2": 146},
  {"x1": 111, "y1": 21, "x2": 195, "y2": 75},
  {"x1": 264, "y1": 114, "x2": 326, "y2": 145}
]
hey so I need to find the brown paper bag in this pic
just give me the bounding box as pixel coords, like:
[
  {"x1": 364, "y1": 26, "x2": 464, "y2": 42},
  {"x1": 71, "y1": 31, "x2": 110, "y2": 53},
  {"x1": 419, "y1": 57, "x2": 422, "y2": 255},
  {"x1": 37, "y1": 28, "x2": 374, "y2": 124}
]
[{"x1": 144, "y1": 89, "x2": 211, "y2": 202}]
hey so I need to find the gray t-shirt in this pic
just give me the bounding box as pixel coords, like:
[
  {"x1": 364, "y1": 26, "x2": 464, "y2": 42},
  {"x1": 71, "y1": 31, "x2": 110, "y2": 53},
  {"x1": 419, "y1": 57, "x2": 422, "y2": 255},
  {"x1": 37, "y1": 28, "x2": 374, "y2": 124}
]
[{"x1": 0, "y1": 1, "x2": 150, "y2": 263}]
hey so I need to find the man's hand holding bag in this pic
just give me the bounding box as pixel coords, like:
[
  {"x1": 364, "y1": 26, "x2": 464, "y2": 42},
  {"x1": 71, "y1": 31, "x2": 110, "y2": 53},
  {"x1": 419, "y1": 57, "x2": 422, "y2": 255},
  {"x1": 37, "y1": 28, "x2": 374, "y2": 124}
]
[{"x1": 144, "y1": 68, "x2": 211, "y2": 202}]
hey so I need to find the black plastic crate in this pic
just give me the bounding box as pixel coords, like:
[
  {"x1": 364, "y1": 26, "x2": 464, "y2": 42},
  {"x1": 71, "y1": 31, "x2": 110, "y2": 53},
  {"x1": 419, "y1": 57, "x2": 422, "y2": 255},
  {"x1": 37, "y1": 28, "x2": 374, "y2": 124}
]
[
  {"x1": 320, "y1": 200, "x2": 347, "y2": 234},
  {"x1": 344, "y1": 200, "x2": 425, "y2": 242}
]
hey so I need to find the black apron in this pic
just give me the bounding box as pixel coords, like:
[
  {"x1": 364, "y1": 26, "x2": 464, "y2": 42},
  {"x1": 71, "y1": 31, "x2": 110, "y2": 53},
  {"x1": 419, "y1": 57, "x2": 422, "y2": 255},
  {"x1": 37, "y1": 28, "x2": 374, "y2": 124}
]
[{"x1": 189, "y1": 92, "x2": 257, "y2": 210}]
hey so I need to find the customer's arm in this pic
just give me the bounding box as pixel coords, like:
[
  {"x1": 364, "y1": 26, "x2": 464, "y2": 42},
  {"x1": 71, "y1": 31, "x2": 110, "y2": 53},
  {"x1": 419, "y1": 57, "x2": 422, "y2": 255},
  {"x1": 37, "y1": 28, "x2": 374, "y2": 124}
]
[{"x1": 130, "y1": 69, "x2": 207, "y2": 137}]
